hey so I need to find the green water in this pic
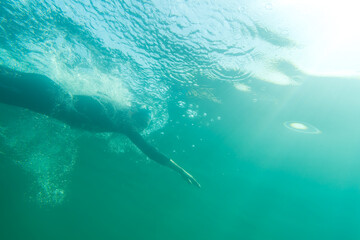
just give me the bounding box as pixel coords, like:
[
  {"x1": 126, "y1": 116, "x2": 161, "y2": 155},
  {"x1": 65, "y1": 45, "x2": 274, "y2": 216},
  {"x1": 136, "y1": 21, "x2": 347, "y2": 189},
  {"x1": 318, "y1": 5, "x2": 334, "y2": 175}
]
[
  {"x1": 1, "y1": 75, "x2": 360, "y2": 239},
  {"x1": 1, "y1": 1, "x2": 360, "y2": 239}
]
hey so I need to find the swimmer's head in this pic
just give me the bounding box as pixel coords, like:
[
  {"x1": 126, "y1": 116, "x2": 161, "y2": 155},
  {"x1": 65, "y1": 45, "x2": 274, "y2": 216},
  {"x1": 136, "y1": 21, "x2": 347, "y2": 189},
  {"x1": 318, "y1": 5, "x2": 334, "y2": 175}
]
[{"x1": 130, "y1": 105, "x2": 151, "y2": 131}]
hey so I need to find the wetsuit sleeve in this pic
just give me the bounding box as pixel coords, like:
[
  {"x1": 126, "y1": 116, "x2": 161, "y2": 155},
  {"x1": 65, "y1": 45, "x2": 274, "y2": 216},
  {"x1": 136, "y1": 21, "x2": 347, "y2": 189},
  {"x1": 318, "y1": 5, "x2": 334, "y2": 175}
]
[{"x1": 126, "y1": 130, "x2": 171, "y2": 166}]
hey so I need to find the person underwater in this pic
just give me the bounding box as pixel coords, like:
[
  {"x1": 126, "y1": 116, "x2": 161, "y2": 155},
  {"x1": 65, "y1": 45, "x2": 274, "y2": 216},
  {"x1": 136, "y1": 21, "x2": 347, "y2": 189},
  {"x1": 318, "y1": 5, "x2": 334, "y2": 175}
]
[{"x1": 0, "y1": 65, "x2": 200, "y2": 188}]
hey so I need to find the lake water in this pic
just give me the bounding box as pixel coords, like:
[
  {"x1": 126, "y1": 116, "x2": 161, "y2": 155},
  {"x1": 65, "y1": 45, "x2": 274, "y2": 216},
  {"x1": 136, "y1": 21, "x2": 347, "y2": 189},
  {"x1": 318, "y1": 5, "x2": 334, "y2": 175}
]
[{"x1": 1, "y1": 1, "x2": 360, "y2": 239}]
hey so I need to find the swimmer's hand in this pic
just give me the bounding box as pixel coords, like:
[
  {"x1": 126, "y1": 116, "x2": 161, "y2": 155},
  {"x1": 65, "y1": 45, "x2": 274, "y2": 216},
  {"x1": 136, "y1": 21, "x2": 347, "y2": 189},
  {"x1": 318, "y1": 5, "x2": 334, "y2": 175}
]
[
  {"x1": 125, "y1": 131, "x2": 200, "y2": 187},
  {"x1": 180, "y1": 168, "x2": 201, "y2": 188},
  {"x1": 169, "y1": 159, "x2": 201, "y2": 188}
]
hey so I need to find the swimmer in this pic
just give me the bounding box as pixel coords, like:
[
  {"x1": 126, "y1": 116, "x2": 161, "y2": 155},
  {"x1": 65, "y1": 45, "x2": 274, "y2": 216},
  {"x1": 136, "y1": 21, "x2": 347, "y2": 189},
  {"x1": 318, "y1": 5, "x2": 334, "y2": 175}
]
[{"x1": 0, "y1": 66, "x2": 200, "y2": 188}]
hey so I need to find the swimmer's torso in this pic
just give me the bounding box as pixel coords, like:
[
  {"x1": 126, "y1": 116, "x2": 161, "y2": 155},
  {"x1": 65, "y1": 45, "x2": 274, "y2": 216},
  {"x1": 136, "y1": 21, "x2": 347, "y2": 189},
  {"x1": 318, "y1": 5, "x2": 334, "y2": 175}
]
[
  {"x1": 56, "y1": 95, "x2": 132, "y2": 133},
  {"x1": 0, "y1": 66, "x2": 132, "y2": 134}
]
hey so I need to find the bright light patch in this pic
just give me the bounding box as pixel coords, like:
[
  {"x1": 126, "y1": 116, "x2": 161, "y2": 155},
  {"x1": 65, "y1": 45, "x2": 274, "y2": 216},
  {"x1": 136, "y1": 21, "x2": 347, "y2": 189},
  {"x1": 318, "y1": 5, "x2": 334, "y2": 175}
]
[
  {"x1": 289, "y1": 122, "x2": 307, "y2": 130},
  {"x1": 284, "y1": 121, "x2": 321, "y2": 134},
  {"x1": 271, "y1": 0, "x2": 360, "y2": 76},
  {"x1": 234, "y1": 82, "x2": 251, "y2": 92}
]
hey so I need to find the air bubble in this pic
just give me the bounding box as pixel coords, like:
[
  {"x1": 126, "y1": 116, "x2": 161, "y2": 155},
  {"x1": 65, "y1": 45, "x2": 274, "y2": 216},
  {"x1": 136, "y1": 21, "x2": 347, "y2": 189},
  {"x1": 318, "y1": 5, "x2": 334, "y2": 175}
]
[
  {"x1": 178, "y1": 101, "x2": 186, "y2": 108},
  {"x1": 186, "y1": 109, "x2": 198, "y2": 118}
]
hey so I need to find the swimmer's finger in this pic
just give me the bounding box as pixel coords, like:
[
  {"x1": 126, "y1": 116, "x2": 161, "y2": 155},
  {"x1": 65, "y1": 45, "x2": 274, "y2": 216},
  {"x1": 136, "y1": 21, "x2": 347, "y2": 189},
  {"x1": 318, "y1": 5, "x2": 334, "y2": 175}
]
[
  {"x1": 186, "y1": 174, "x2": 201, "y2": 188},
  {"x1": 180, "y1": 168, "x2": 201, "y2": 188},
  {"x1": 191, "y1": 177, "x2": 201, "y2": 188}
]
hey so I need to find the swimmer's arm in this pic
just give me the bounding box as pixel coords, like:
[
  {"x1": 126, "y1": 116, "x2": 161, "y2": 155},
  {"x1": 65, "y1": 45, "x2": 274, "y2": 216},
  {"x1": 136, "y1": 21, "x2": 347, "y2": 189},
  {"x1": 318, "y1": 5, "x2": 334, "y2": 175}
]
[{"x1": 126, "y1": 130, "x2": 201, "y2": 188}]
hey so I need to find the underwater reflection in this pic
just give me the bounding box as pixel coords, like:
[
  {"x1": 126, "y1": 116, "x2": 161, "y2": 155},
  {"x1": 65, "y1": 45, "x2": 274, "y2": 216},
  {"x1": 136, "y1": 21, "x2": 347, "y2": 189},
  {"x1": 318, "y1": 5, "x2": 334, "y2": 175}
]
[{"x1": 283, "y1": 121, "x2": 321, "y2": 134}]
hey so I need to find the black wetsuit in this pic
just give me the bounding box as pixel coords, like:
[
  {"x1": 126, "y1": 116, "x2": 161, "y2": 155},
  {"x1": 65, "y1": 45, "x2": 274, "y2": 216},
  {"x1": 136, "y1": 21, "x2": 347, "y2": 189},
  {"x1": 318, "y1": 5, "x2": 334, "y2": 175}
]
[{"x1": 0, "y1": 66, "x2": 170, "y2": 166}]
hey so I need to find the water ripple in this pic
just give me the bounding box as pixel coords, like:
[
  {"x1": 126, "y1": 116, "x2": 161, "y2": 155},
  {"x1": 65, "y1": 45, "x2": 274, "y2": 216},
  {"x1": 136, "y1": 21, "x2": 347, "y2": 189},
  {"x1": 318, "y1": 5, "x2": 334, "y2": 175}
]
[{"x1": 0, "y1": 0, "x2": 297, "y2": 126}]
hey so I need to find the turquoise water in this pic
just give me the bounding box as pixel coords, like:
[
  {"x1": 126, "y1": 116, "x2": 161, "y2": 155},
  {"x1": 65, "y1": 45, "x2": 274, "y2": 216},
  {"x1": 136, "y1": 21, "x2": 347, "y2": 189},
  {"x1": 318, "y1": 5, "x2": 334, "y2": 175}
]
[{"x1": 1, "y1": 1, "x2": 360, "y2": 239}]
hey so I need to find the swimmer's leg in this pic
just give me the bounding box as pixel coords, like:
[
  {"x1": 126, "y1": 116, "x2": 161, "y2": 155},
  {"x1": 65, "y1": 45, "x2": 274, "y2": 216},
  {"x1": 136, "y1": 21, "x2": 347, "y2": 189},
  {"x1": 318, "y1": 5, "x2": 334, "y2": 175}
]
[{"x1": 0, "y1": 66, "x2": 70, "y2": 115}]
